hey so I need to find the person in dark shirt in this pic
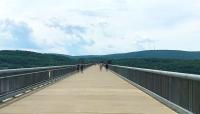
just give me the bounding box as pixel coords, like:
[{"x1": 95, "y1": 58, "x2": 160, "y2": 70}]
[
  {"x1": 105, "y1": 63, "x2": 109, "y2": 71},
  {"x1": 76, "y1": 64, "x2": 80, "y2": 72},
  {"x1": 80, "y1": 64, "x2": 84, "y2": 73}
]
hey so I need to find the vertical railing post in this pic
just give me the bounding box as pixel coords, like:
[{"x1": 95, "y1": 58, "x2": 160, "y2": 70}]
[
  {"x1": 49, "y1": 70, "x2": 51, "y2": 80},
  {"x1": 188, "y1": 80, "x2": 193, "y2": 112}
]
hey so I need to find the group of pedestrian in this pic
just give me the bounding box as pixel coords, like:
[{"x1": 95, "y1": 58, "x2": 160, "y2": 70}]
[
  {"x1": 99, "y1": 62, "x2": 109, "y2": 71},
  {"x1": 76, "y1": 64, "x2": 84, "y2": 73},
  {"x1": 76, "y1": 60, "x2": 111, "y2": 73}
]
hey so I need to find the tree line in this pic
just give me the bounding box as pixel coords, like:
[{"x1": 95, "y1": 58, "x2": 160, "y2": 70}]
[
  {"x1": 111, "y1": 58, "x2": 200, "y2": 75},
  {"x1": 0, "y1": 50, "x2": 77, "y2": 69}
]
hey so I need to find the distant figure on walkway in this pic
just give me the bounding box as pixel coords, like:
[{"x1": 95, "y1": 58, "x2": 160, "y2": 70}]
[
  {"x1": 80, "y1": 64, "x2": 84, "y2": 73},
  {"x1": 105, "y1": 63, "x2": 109, "y2": 71},
  {"x1": 100, "y1": 64, "x2": 103, "y2": 71},
  {"x1": 99, "y1": 62, "x2": 103, "y2": 71},
  {"x1": 76, "y1": 64, "x2": 80, "y2": 72}
]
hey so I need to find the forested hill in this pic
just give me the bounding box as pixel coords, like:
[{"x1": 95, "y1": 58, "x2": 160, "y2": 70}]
[
  {"x1": 72, "y1": 50, "x2": 200, "y2": 75},
  {"x1": 111, "y1": 58, "x2": 200, "y2": 75},
  {"x1": 74, "y1": 50, "x2": 200, "y2": 60},
  {"x1": 103, "y1": 50, "x2": 200, "y2": 59},
  {"x1": 1, "y1": 50, "x2": 200, "y2": 75},
  {"x1": 0, "y1": 50, "x2": 76, "y2": 70}
]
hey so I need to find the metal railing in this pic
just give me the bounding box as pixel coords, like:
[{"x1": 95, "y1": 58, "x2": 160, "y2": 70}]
[
  {"x1": 0, "y1": 64, "x2": 91, "y2": 102},
  {"x1": 109, "y1": 64, "x2": 200, "y2": 114}
]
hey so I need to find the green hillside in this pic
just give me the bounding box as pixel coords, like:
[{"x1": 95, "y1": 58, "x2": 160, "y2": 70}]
[
  {"x1": 104, "y1": 50, "x2": 200, "y2": 59},
  {"x1": 111, "y1": 58, "x2": 200, "y2": 75},
  {"x1": 73, "y1": 50, "x2": 200, "y2": 60},
  {"x1": 72, "y1": 50, "x2": 200, "y2": 75},
  {"x1": 1, "y1": 50, "x2": 200, "y2": 75},
  {"x1": 0, "y1": 50, "x2": 76, "y2": 69}
]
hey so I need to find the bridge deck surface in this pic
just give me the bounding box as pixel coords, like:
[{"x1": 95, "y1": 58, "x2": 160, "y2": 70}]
[{"x1": 0, "y1": 66, "x2": 176, "y2": 114}]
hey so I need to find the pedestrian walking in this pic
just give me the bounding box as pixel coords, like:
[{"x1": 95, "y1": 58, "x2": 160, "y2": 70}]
[
  {"x1": 80, "y1": 64, "x2": 84, "y2": 73},
  {"x1": 99, "y1": 62, "x2": 103, "y2": 71},
  {"x1": 76, "y1": 64, "x2": 80, "y2": 72},
  {"x1": 105, "y1": 63, "x2": 109, "y2": 71},
  {"x1": 100, "y1": 63, "x2": 103, "y2": 71}
]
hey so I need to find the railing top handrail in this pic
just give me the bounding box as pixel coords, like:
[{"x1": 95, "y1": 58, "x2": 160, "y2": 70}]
[
  {"x1": 0, "y1": 65, "x2": 75, "y2": 74},
  {"x1": 0, "y1": 63, "x2": 91, "y2": 73},
  {"x1": 0, "y1": 63, "x2": 93, "y2": 79},
  {"x1": 110, "y1": 64, "x2": 200, "y2": 81},
  {"x1": 0, "y1": 63, "x2": 92, "y2": 76}
]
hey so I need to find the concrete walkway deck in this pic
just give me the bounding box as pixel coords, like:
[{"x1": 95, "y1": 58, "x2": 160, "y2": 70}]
[{"x1": 0, "y1": 66, "x2": 176, "y2": 114}]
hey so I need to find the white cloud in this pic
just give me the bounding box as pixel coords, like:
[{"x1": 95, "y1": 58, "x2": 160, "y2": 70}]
[
  {"x1": 0, "y1": 19, "x2": 36, "y2": 50},
  {"x1": 0, "y1": 0, "x2": 200, "y2": 55}
]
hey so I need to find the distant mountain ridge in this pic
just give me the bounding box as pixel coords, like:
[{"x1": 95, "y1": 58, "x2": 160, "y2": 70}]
[
  {"x1": 73, "y1": 50, "x2": 200, "y2": 60},
  {"x1": 0, "y1": 50, "x2": 76, "y2": 69},
  {"x1": 1, "y1": 50, "x2": 200, "y2": 70},
  {"x1": 1, "y1": 50, "x2": 200, "y2": 75}
]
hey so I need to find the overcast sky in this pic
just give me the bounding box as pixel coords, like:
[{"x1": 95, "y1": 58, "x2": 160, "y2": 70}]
[{"x1": 0, "y1": 0, "x2": 200, "y2": 55}]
